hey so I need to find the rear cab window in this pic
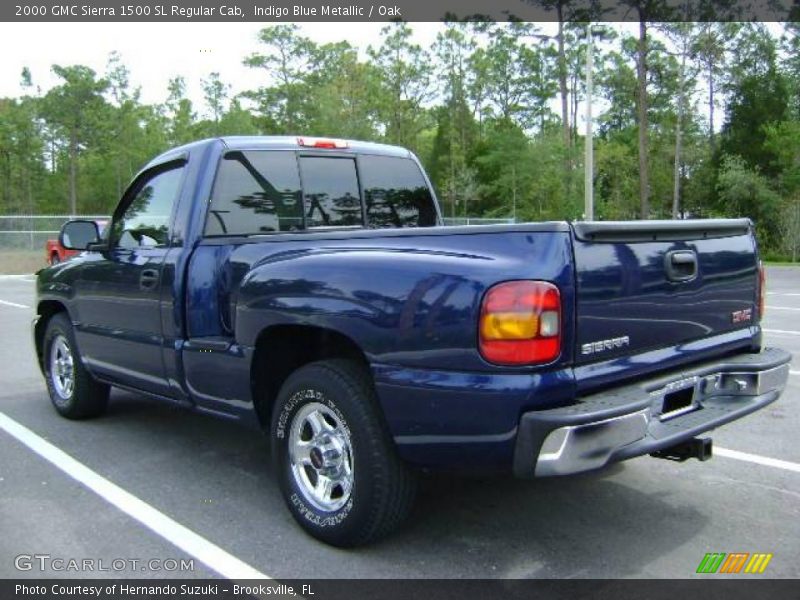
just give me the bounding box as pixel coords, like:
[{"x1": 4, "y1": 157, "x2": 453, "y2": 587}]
[
  {"x1": 299, "y1": 156, "x2": 362, "y2": 228},
  {"x1": 205, "y1": 148, "x2": 437, "y2": 236},
  {"x1": 359, "y1": 155, "x2": 437, "y2": 228}
]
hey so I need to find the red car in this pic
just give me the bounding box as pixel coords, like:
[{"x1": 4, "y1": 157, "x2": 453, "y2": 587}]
[{"x1": 46, "y1": 219, "x2": 108, "y2": 265}]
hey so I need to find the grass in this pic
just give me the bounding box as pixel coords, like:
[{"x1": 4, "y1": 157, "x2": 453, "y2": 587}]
[
  {"x1": 763, "y1": 260, "x2": 800, "y2": 266},
  {"x1": 0, "y1": 250, "x2": 47, "y2": 275}
]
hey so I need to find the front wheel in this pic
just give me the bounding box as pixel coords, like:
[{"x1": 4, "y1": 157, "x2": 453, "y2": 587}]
[
  {"x1": 271, "y1": 359, "x2": 416, "y2": 547},
  {"x1": 43, "y1": 313, "x2": 109, "y2": 419}
]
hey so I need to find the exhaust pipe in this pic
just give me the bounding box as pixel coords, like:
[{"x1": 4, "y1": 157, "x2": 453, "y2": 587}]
[{"x1": 651, "y1": 437, "x2": 712, "y2": 462}]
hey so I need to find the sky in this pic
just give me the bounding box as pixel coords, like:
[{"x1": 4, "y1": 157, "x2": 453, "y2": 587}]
[
  {"x1": 0, "y1": 21, "x2": 785, "y2": 130},
  {"x1": 0, "y1": 22, "x2": 457, "y2": 115}
]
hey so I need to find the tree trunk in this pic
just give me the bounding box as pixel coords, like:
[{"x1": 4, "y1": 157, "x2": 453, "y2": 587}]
[
  {"x1": 557, "y1": 13, "x2": 569, "y2": 151},
  {"x1": 672, "y1": 43, "x2": 686, "y2": 219},
  {"x1": 69, "y1": 134, "x2": 77, "y2": 216},
  {"x1": 2, "y1": 151, "x2": 11, "y2": 211},
  {"x1": 556, "y1": 11, "x2": 572, "y2": 203},
  {"x1": 672, "y1": 103, "x2": 684, "y2": 219},
  {"x1": 708, "y1": 65, "x2": 715, "y2": 153},
  {"x1": 571, "y1": 73, "x2": 579, "y2": 143},
  {"x1": 511, "y1": 164, "x2": 517, "y2": 221},
  {"x1": 26, "y1": 161, "x2": 33, "y2": 216},
  {"x1": 116, "y1": 161, "x2": 122, "y2": 201},
  {"x1": 636, "y1": 16, "x2": 650, "y2": 219}
]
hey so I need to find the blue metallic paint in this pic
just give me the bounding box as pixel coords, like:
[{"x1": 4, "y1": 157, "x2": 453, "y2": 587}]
[
  {"x1": 34, "y1": 136, "x2": 765, "y2": 473},
  {"x1": 572, "y1": 234, "x2": 759, "y2": 364}
]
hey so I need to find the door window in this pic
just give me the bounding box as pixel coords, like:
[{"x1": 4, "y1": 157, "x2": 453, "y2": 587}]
[{"x1": 114, "y1": 163, "x2": 184, "y2": 249}]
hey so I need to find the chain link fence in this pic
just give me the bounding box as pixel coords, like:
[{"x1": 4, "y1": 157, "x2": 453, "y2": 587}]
[
  {"x1": 0, "y1": 215, "x2": 110, "y2": 252},
  {"x1": 442, "y1": 217, "x2": 516, "y2": 226},
  {"x1": 0, "y1": 214, "x2": 516, "y2": 274},
  {"x1": 0, "y1": 215, "x2": 516, "y2": 251}
]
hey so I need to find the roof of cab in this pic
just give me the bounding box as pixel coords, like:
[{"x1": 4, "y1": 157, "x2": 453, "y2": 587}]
[
  {"x1": 144, "y1": 136, "x2": 413, "y2": 170},
  {"x1": 220, "y1": 135, "x2": 412, "y2": 158}
]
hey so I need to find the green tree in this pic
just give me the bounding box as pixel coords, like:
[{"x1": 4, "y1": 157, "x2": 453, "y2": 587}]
[
  {"x1": 40, "y1": 65, "x2": 109, "y2": 214},
  {"x1": 202, "y1": 72, "x2": 230, "y2": 135},
  {"x1": 368, "y1": 22, "x2": 434, "y2": 150},
  {"x1": 716, "y1": 154, "x2": 781, "y2": 249},
  {"x1": 243, "y1": 25, "x2": 314, "y2": 132},
  {"x1": 720, "y1": 25, "x2": 789, "y2": 179},
  {"x1": 692, "y1": 22, "x2": 739, "y2": 151},
  {"x1": 218, "y1": 97, "x2": 260, "y2": 136},
  {"x1": 304, "y1": 41, "x2": 383, "y2": 139},
  {"x1": 764, "y1": 121, "x2": 800, "y2": 259},
  {"x1": 104, "y1": 51, "x2": 144, "y2": 198},
  {"x1": 164, "y1": 76, "x2": 196, "y2": 145}
]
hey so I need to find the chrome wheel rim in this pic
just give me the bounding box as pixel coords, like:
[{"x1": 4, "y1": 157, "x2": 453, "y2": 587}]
[
  {"x1": 288, "y1": 401, "x2": 354, "y2": 512},
  {"x1": 49, "y1": 335, "x2": 75, "y2": 401}
]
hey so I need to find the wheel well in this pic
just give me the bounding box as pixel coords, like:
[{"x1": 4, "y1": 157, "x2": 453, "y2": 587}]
[
  {"x1": 35, "y1": 301, "x2": 68, "y2": 371},
  {"x1": 250, "y1": 325, "x2": 369, "y2": 430}
]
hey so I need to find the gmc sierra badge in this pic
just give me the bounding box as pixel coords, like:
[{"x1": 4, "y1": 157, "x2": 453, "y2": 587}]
[{"x1": 581, "y1": 335, "x2": 631, "y2": 355}]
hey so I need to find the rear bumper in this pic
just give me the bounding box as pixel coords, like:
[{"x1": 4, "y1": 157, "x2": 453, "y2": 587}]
[{"x1": 513, "y1": 347, "x2": 791, "y2": 478}]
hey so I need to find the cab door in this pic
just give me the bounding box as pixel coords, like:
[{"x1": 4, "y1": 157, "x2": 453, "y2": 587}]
[{"x1": 74, "y1": 160, "x2": 186, "y2": 397}]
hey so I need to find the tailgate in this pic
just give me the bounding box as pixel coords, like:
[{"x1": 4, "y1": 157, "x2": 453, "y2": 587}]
[{"x1": 571, "y1": 219, "x2": 759, "y2": 365}]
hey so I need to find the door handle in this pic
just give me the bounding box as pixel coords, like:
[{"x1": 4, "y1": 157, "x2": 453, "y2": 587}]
[
  {"x1": 664, "y1": 250, "x2": 698, "y2": 282},
  {"x1": 139, "y1": 268, "x2": 160, "y2": 290}
]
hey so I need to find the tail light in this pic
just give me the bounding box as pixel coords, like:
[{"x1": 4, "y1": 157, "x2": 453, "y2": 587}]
[
  {"x1": 758, "y1": 260, "x2": 766, "y2": 319},
  {"x1": 479, "y1": 281, "x2": 561, "y2": 365}
]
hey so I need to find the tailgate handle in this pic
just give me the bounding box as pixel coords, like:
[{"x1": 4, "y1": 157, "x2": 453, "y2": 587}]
[{"x1": 665, "y1": 250, "x2": 697, "y2": 282}]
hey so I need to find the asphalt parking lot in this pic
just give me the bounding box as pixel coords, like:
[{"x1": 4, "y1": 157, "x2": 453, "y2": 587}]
[{"x1": 0, "y1": 267, "x2": 798, "y2": 580}]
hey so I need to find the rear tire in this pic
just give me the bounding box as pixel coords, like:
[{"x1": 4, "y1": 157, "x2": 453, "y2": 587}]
[
  {"x1": 43, "y1": 313, "x2": 109, "y2": 419},
  {"x1": 271, "y1": 359, "x2": 416, "y2": 547},
  {"x1": 50, "y1": 254, "x2": 60, "y2": 265}
]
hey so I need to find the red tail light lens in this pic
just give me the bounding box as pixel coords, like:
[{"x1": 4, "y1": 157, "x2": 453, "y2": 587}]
[
  {"x1": 758, "y1": 260, "x2": 766, "y2": 319},
  {"x1": 479, "y1": 281, "x2": 561, "y2": 365},
  {"x1": 297, "y1": 137, "x2": 349, "y2": 149}
]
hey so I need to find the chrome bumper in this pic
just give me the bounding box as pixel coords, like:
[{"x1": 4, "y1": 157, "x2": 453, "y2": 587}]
[{"x1": 513, "y1": 348, "x2": 791, "y2": 478}]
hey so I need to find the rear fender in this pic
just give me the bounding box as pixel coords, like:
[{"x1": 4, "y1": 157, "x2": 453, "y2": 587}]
[{"x1": 234, "y1": 232, "x2": 576, "y2": 373}]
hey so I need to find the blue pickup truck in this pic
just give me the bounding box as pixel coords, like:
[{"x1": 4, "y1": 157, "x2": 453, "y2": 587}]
[{"x1": 34, "y1": 136, "x2": 790, "y2": 546}]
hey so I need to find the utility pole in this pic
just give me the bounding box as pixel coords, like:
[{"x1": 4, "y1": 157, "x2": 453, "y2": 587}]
[{"x1": 584, "y1": 23, "x2": 594, "y2": 221}]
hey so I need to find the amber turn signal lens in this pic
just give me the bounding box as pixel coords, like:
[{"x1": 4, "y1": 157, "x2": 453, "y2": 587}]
[{"x1": 480, "y1": 312, "x2": 539, "y2": 340}]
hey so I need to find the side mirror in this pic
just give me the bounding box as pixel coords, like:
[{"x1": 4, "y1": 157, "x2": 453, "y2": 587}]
[{"x1": 59, "y1": 220, "x2": 100, "y2": 251}]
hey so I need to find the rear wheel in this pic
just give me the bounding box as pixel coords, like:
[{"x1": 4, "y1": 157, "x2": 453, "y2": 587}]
[
  {"x1": 43, "y1": 313, "x2": 109, "y2": 419},
  {"x1": 50, "y1": 253, "x2": 60, "y2": 265},
  {"x1": 271, "y1": 359, "x2": 416, "y2": 547}
]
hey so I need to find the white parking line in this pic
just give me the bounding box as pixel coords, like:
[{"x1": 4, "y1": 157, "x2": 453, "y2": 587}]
[
  {"x1": 0, "y1": 299, "x2": 30, "y2": 309},
  {"x1": 767, "y1": 292, "x2": 800, "y2": 297},
  {"x1": 763, "y1": 328, "x2": 800, "y2": 336},
  {"x1": 766, "y1": 305, "x2": 800, "y2": 311},
  {"x1": 0, "y1": 412, "x2": 270, "y2": 581},
  {"x1": 715, "y1": 447, "x2": 800, "y2": 474}
]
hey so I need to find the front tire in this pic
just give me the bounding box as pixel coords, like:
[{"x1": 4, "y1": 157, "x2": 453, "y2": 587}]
[
  {"x1": 43, "y1": 313, "x2": 109, "y2": 419},
  {"x1": 271, "y1": 359, "x2": 416, "y2": 547}
]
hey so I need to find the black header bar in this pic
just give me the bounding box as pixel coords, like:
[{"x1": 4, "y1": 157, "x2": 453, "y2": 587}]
[{"x1": 3, "y1": 0, "x2": 799, "y2": 22}]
